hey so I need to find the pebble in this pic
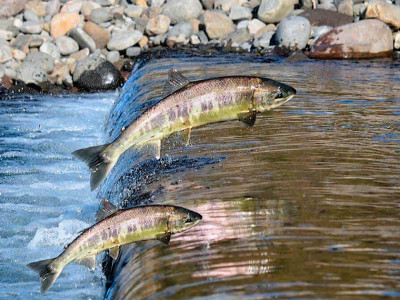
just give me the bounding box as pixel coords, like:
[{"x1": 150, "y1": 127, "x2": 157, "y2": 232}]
[
  {"x1": 11, "y1": 48, "x2": 26, "y2": 60},
  {"x1": 61, "y1": 0, "x2": 83, "y2": 13},
  {"x1": 69, "y1": 48, "x2": 89, "y2": 61},
  {"x1": 90, "y1": 8, "x2": 111, "y2": 24},
  {"x1": 83, "y1": 21, "x2": 109, "y2": 49},
  {"x1": 126, "y1": 46, "x2": 141, "y2": 57},
  {"x1": 55, "y1": 35, "x2": 79, "y2": 55},
  {"x1": 107, "y1": 30, "x2": 143, "y2": 50},
  {"x1": 229, "y1": 6, "x2": 252, "y2": 21},
  {"x1": 248, "y1": 19, "x2": 266, "y2": 37},
  {"x1": 125, "y1": 5, "x2": 144, "y2": 18},
  {"x1": 76, "y1": 60, "x2": 122, "y2": 90},
  {"x1": 230, "y1": 28, "x2": 251, "y2": 44},
  {"x1": 46, "y1": 0, "x2": 60, "y2": 16},
  {"x1": 190, "y1": 34, "x2": 200, "y2": 45},
  {"x1": 81, "y1": 1, "x2": 101, "y2": 17},
  {"x1": 338, "y1": 0, "x2": 353, "y2": 17},
  {"x1": 204, "y1": 11, "x2": 235, "y2": 39},
  {"x1": 0, "y1": 45, "x2": 12, "y2": 63},
  {"x1": 25, "y1": 0, "x2": 46, "y2": 17},
  {"x1": 51, "y1": 11, "x2": 82, "y2": 38},
  {"x1": 146, "y1": 15, "x2": 171, "y2": 36},
  {"x1": 275, "y1": 16, "x2": 310, "y2": 50},
  {"x1": 49, "y1": 61, "x2": 72, "y2": 85},
  {"x1": 162, "y1": 0, "x2": 202, "y2": 24},
  {"x1": 0, "y1": 30, "x2": 13, "y2": 41},
  {"x1": 19, "y1": 63, "x2": 47, "y2": 85},
  {"x1": 395, "y1": 32, "x2": 400, "y2": 50},
  {"x1": 24, "y1": 51, "x2": 55, "y2": 73},
  {"x1": 24, "y1": 10, "x2": 40, "y2": 22},
  {"x1": 106, "y1": 50, "x2": 120, "y2": 62},
  {"x1": 151, "y1": 0, "x2": 165, "y2": 7},
  {"x1": 69, "y1": 27, "x2": 96, "y2": 52},
  {"x1": 258, "y1": 0, "x2": 294, "y2": 23},
  {"x1": 257, "y1": 30, "x2": 274, "y2": 48},
  {"x1": 11, "y1": 34, "x2": 31, "y2": 53},
  {"x1": 0, "y1": 0, "x2": 26, "y2": 18},
  {"x1": 20, "y1": 21, "x2": 43, "y2": 34},
  {"x1": 167, "y1": 22, "x2": 193, "y2": 39},
  {"x1": 40, "y1": 41, "x2": 61, "y2": 59},
  {"x1": 73, "y1": 49, "x2": 105, "y2": 81}
]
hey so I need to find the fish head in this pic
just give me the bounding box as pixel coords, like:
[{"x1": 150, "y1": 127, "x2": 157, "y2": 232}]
[
  {"x1": 252, "y1": 78, "x2": 296, "y2": 112},
  {"x1": 169, "y1": 207, "x2": 202, "y2": 233}
]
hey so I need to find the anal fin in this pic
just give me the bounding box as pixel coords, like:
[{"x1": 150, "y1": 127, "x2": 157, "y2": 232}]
[
  {"x1": 238, "y1": 111, "x2": 257, "y2": 127},
  {"x1": 109, "y1": 246, "x2": 120, "y2": 260},
  {"x1": 75, "y1": 255, "x2": 96, "y2": 271},
  {"x1": 140, "y1": 140, "x2": 162, "y2": 160},
  {"x1": 156, "y1": 232, "x2": 171, "y2": 245}
]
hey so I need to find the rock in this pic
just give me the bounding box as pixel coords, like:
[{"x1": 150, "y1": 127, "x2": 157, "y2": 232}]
[
  {"x1": 107, "y1": 30, "x2": 143, "y2": 50},
  {"x1": 90, "y1": 8, "x2": 111, "y2": 23},
  {"x1": 0, "y1": 45, "x2": 12, "y2": 63},
  {"x1": 0, "y1": 20, "x2": 12, "y2": 30},
  {"x1": 11, "y1": 34, "x2": 31, "y2": 53},
  {"x1": 134, "y1": 17, "x2": 148, "y2": 33},
  {"x1": 24, "y1": 10, "x2": 40, "y2": 22},
  {"x1": 258, "y1": 0, "x2": 294, "y2": 23},
  {"x1": 55, "y1": 35, "x2": 79, "y2": 55},
  {"x1": 338, "y1": 0, "x2": 353, "y2": 16},
  {"x1": 30, "y1": 37, "x2": 44, "y2": 48},
  {"x1": 24, "y1": 0, "x2": 46, "y2": 17},
  {"x1": 25, "y1": 52, "x2": 55, "y2": 73},
  {"x1": 230, "y1": 28, "x2": 251, "y2": 44},
  {"x1": 300, "y1": 0, "x2": 315, "y2": 9},
  {"x1": 106, "y1": 50, "x2": 120, "y2": 62},
  {"x1": 0, "y1": 0, "x2": 26, "y2": 17},
  {"x1": 146, "y1": 15, "x2": 171, "y2": 35},
  {"x1": 126, "y1": 46, "x2": 141, "y2": 57},
  {"x1": 142, "y1": 7, "x2": 162, "y2": 19},
  {"x1": 197, "y1": 30, "x2": 209, "y2": 44},
  {"x1": 275, "y1": 16, "x2": 310, "y2": 50},
  {"x1": 317, "y1": 0, "x2": 335, "y2": 11},
  {"x1": 39, "y1": 41, "x2": 61, "y2": 59},
  {"x1": 81, "y1": 1, "x2": 101, "y2": 17},
  {"x1": 204, "y1": 11, "x2": 235, "y2": 39},
  {"x1": 309, "y1": 19, "x2": 393, "y2": 59},
  {"x1": 51, "y1": 12, "x2": 82, "y2": 38},
  {"x1": 0, "y1": 30, "x2": 13, "y2": 41},
  {"x1": 69, "y1": 48, "x2": 89, "y2": 61},
  {"x1": 201, "y1": 0, "x2": 214, "y2": 10},
  {"x1": 299, "y1": 9, "x2": 353, "y2": 27},
  {"x1": 215, "y1": 0, "x2": 241, "y2": 12},
  {"x1": 240, "y1": 41, "x2": 251, "y2": 51},
  {"x1": 20, "y1": 21, "x2": 43, "y2": 34},
  {"x1": 394, "y1": 32, "x2": 400, "y2": 50},
  {"x1": 83, "y1": 21, "x2": 109, "y2": 49},
  {"x1": 237, "y1": 20, "x2": 249, "y2": 29},
  {"x1": 162, "y1": 0, "x2": 202, "y2": 24},
  {"x1": 256, "y1": 30, "x2": 274, "y2": 48},
  {"x1": 138, "y1": 35, "x2": 148, "y2": 47},
  {"x1": 49, "y1": 61, "x2": 72, "y2": 85},
  {"x1": 135, "y1": 0, "x2": 148, "y2": 7},
  {"x1": 46, "y1": 0, "x2": 60, "y2": 16},
  {"x1": 73, "y1": 50, "x2": 105, "y2": 81},
  {"x1": 167, "y1": 22, "x2": 193, "y2": 39},
  {"x1": 229, "y1": 5, "x2": 252, "y2": 20},
  {"x1": 311, "y1": 25, "x2": 332, "y2": 39},
  {"x1": 189, "y1": 18, "x2": 200, "y2": 33},
  {"x1": 76, "y1": 60, "x2": 123, "y2": 90},
  {"x1": 61, "y1": 0, "x2": 83, "y2": 13},
  {"x1": 365, "y1": 0, "x2": 400, "y2": 28},
  {"x1": 69, "y1": 27, "x2": 96, "y2": 52},
  {"x1": 151, "y1": 0, "x2": 165, "y2": 7},
  {"x1": 353, "y1": 3, "x2": 367, "y2": 17},
  {"x1": 19, "y1": 63, "x2": 48, "y2": 85},
  {"x1": 125, "y1": 5, "x2": 144, "y2": 18},
  {"x1": 248, "y1": 18, "x2": 266, "y2": 36},
  {"x1": 190, "y1": 34, "x2": 200, "y2": 45}
]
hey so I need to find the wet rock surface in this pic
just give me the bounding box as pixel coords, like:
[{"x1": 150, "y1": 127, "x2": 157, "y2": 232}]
[{"x1": 76, "y1": 60, "x2": 123, "y2": 91}]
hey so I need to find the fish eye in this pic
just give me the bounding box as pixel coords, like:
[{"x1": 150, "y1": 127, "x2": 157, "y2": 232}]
[
  {"x1": 276, "y1": 91, "x2": 283, "y2": 99},
  {"x1": 184, "y1": 217, "x2": 192, "y2": 223}
]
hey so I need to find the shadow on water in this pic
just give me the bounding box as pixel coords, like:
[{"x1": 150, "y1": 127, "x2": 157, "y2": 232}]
[{"x1": 95, "y1": 50, "x2": 400, "y2": 299}]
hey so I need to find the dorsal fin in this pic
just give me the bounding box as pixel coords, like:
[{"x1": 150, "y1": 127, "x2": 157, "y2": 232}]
[
  {"x1": 162, "y1": 69, "x2": 190, "y2": 98},
  {"x1": 95, "y1": 199, "x2": 118, "y2": 222}
]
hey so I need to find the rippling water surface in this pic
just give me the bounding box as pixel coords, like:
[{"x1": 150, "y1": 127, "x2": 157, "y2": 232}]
[{"x1": 1, "y1": 52, "x2": 400, "y2": 299}]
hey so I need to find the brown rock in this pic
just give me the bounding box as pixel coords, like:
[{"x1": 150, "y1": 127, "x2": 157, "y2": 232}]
[
  {"x1": 24, "y1": 0, "x2": 46, "y2": 17},
  {"x1": 134, "y1": 0, "x2": 148, "y2": 7},
  {"x1": 299, "y1": 9, "x2": 353, "y2": 27},
  {"x1": 146, "y1": 15, "x2": 171, "y2": 36},
  {"x1": 204, "y1": 11, "x2": 235, "y2": 39},
  {"x1": 189, "y1": 18, "x2": 200, "y2": 33},
  {"x1": 0, "y1": 0, "x2": 26, "y2": 17},
  {"x1": 309, "y1": 19, "x2": 393, "y2": 59},
  {"x1": 69, "y1": 48, "x2": 89, "y2": 61},
  {"x1": 11, "y1": 34, "x2": 31, "y2": 53},
  {"x1": 365, "y1": 0, "x2": 400, "y2": 28},
  {"x1": 139, "y1": 35, "x2": 148, "y2": 48},
  {"x1": 49, "y1": 61, "x2": 71, "y2": 85},
  {"x1": 1, "y1": 75, "x2": 13, "y2": 89},
  {"x1": 51, "y1": 11, "x2": 82, "y2": 38},
  {"x1": 83, "y1": 21, "x2": 109, "y2": 49}
]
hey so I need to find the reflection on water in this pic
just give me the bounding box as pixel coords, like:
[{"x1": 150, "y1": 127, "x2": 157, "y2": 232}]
[{"x1": 101, "y1": 53, "x2": 400, "y2": 299}]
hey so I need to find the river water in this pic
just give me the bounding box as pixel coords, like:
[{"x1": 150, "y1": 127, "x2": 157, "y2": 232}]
[{"x1": 1, "y1": 52, "x2": 400, "y2": 299}]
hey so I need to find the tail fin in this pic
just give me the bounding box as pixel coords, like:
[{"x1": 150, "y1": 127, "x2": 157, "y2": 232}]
[
  {"x1": 72, "y1": 144, "x2": 115, "y2": 191},
  {"x1": 27, "y1": 258, "x2": 61, "y2": 294}
]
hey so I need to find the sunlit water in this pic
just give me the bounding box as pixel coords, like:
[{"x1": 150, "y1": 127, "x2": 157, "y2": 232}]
[{"x1": 1, "y1": 52, "x2": 400, "y2": 300}]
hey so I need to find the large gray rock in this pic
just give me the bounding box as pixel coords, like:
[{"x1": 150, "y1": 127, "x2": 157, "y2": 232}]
[
  {"x1": 73, "y1": 50, "x2": 105, "y2": 82},
  {"x1": 0, "y1": 0, "x2": 26, "y2": 17},
  {"x1": 204, "y1": 10, "x2": 235, "y2": 39},
  {"x1": 309, "y1": 19, "x2": 393, "y2": 59},
  {"x1": 20, "y1": 21, "x2": 43, "y2": 34},
  {"x1": 230, "y1": 28, "x2": 251, "y2": 44},
  {"x1": 107, "y1": 30, "x2": 143, "y2": 51},
  {"x1": 24, "y1": 10, "x2": 40, "y2": 22},
  {"x1": 55, "y1": 35, "x2": 79, "y2": 55},
  {"x1": 229, "y1": 5, "x2": 252, "y2": 21},
  {"x1": 46, "y1": 0, "x2": 60, "y2": 16},
  {"x1": 145, "y1": 15, "x2": 171, "y2": 36},
  {"x1": 39, "y1": 41, "x2": 61, "y2": 59},
  {"x1": 25, "y1": 52, "x2": 55, "y2": 73},
  {"x1": 69, "y1": 27, "x2": 96, "y2": 53},
  {"x1": 167, "y1": 22, "x2": 193, "y2": 39},
  {"x1": 0, "y1": 44, "x2": 12, "y2": 63},
  {"x1": 19, "y1": 63, "x2": 48, "y2": 85},
  {"x1": 162, "y1": 0, "x2": 202, "y2": 24},
  {"x1": 90, "y1": 8, "x2": 111, "y2": 24},
  {"x1": 125, "y1": 5, "x2": 144, "y2": 18},
  {"x1": 258, "y1": 0, "x2": 294, "y2": 23},
  {"x1": 275, "y1": 16, "x2": 310, "y2": 50}
]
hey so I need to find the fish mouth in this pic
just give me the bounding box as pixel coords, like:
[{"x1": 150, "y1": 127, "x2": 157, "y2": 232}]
[{"x1": 271, "y1": 94, "x2": 295, "y2": 109}]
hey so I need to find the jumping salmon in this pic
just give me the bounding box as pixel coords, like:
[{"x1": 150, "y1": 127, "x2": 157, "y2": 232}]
[
  {"x1": 73, "y1": 69, "x2": 296, "y2": 190},
  {"x1": 27, "y1": 200, "x2": 202, "y2": 293}
]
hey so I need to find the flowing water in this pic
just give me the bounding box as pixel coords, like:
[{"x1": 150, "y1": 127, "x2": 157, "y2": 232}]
[{"x1": 1, "y1": 52, "x2": 400, "y2": 299}]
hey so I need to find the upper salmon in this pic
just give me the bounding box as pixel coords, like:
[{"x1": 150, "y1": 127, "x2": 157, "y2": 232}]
[{"x1": 73, "y1": 69, "x2": 297, "y2": 190}]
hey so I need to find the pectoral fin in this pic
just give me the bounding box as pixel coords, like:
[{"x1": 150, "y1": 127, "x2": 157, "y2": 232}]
[
  {"x1": 109, "y1": 246, "x2": 120, "y2": 260},
  {"x1": 238, "y1": 111, "x2": 257, "y2": 127},
  {"x1": 156, "y1": 232, "x2": 171, "y2": 245},
  {"x1": 75, "y1": 255, "x2": 96, "y2": 270},
  {"x1": 95, "y1": 199, "x2": 118, "y2": 222}
]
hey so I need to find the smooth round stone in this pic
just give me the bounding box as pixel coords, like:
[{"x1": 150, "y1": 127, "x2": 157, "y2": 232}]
[
  {"x1": 146, "y1": 15, "x2": 171, "y2": 36},
  {"x1": 106, "y1": 50, "x2": 120, "y2": 63},
  {"x1": 20, "y1": 21, "x2": 43, "y2": 34},
  {"x1": 12, "y1": 48, "x2": 26, "y2": 60},
  {"x1": 19, "y1": 63, "x2": 48, "y2": 85},
  {"x1": 0, "y1": 0, "x2": 26, "y2": 18},
  {"x1": 55, "y1": 35, "x2": 79, "y2": 55},
  {"x1": 229, "y1": 5, "x2": 252, "y2": 20},
  {"x1": 69, "y1": 27, "x2": 96, "y2": 53},
  {"x1": 125, "y1": 5, "x2": 144, "y2": 18},
  {"x1": 0, "y1": 45, "x2": 12, "y2": 63},
  {"x1": 25, "y1": 52, "x2": 55, "y2": 73},
  {"x1": 90, "y1": 8, "x2": 111, "y2": 24},
  {"x1": 258, "y1": 0, "x2": 294, "y2": 23},
  {"x1": 46, "y1": 0, "x2": 60, "y2": 16},
  {"x1": 126, "y1": 46, "x2": 141, "y2": 57},
  {"x1": 162, "y1": 0, "x2": 202, "y2": 24},
  {"x1": 275, "y1": 16, "x2": 311, "y2": 50},
  {"x1": 24, "y1": 10, "x2": 40, "y2": 22},
  {"x1": 107, "y1": 30, "x2": 143, "y2": 50},
  {"x1": 0, "y1": 29, "x2": 13, "y2": 40},
  {"x1": 39, "y1": 41, "x2": 61, "y2": 59},
  {"x1": 167, "y1": 22, "x2": 193, "y2": 39},
  {"x1": 76, "y1": 60, "x2": 123, "y2": 90}
]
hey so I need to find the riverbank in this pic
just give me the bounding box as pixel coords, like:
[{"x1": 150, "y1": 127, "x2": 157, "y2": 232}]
[{"x1": 1, "y1": 0, "x2": 400, "y2": 95}]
